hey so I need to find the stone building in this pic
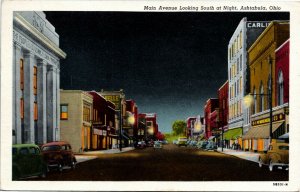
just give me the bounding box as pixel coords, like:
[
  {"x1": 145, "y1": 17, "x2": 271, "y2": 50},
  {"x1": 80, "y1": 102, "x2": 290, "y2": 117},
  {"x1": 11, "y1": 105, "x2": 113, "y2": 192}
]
[{"x1": 13, "y1": 12, "x2": 66, "y2": 144}]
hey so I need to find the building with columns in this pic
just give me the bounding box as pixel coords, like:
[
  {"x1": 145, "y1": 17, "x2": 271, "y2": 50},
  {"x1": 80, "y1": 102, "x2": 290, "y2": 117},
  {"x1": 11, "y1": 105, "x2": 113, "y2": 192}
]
[{"x1": 13, "y1": 12, "x2": 66, "y2": 144}]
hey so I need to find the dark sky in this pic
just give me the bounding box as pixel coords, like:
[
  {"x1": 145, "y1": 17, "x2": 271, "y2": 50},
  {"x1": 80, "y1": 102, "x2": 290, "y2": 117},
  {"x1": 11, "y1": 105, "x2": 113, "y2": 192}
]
[{"x1": 45, "y1": 12, "x2": 289, "y2": 133}]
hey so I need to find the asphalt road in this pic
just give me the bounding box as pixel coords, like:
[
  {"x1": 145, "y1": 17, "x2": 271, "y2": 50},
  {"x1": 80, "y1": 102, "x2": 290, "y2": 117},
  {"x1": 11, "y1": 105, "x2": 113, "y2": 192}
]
[{"x1": 29, "y1": 144, "x2": 288, "y2": 181}]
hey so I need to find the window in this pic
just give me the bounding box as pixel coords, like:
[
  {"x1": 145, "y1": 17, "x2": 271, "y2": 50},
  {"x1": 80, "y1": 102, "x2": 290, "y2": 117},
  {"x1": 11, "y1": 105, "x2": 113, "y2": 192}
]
[
  {"x1": 237, "y1": 59, "x2": 239, "y2": 74},
  {"x1": 278, "y1": 70, "x2": 284, "y2": 105},
  {"x1": 240, "y1": 77, "x2": 243, "y2": 94},
  {"x1": 34, "y1": 102, "x2": 38, "y2": 121},
  {"x1": 20, "y1": 98, "x2": 24, "y2": 119},
  {"x1": 260, "y1": 83, "x2": 264, "y2": 112},
  {"x1": 19, "y1": 148, "x2": 29, "y2": 155},
  {"x1": 33, "y1": 66, "x2": 37, "y2": 95},
  {"x1": 29, "y1": 147, "x2": 39, "y2": 155},
  {"x1": 83, "y1": 105, "x2": 90, "y2": 122},
  {"x1": 240, "y1": 55, "x2": 242, "y2": 70},
  {"x1": 237, "y1": 80, "x2": 239, "y2": 95},
  {"x1": 20, "y1": 59, "x2": 24, "y2": 90},
  {"x1": 239, "y1": 31, "x2": 242, "y2": 49},
  {"x1": 253, "y1": 88, "x2": 257, "y2": 114},
  {"x1": 60, "y1": 105, "x2": 68, "y2": 120}
]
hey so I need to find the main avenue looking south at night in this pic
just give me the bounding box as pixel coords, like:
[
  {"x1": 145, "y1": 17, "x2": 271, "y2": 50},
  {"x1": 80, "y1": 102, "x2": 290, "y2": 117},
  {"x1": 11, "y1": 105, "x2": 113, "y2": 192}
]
[{"x1": 7, "y1": 8, "x2": 292, "y2": 187}]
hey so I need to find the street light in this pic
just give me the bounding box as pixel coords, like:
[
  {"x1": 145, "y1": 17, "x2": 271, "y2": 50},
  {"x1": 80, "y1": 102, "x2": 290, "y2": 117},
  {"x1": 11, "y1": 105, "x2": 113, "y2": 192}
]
[{"x1": 243, "y1": 56, "x2": 273, "y2": 145}]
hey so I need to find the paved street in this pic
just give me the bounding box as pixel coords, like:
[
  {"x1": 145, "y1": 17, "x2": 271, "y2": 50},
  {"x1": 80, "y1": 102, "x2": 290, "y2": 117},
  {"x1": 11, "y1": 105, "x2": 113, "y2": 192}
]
[{"x1": 28, "y1": 144, "x2": 288, "y2": 181}]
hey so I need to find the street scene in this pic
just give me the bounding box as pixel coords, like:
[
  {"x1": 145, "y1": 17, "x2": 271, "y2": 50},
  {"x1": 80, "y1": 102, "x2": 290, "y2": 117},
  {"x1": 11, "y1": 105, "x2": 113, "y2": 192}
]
[
  {"x1": 11, "y1": 11, "x2": 290, "y2": 182},
  {"x1": 28, "y1": 144, "x2": 287, "y2": 181}
]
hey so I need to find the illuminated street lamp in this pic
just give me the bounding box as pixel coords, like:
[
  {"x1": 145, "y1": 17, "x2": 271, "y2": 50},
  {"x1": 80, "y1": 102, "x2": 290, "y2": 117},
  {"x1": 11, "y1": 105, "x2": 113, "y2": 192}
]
[
  {"x1": 244, "y1": 56, "x2": 273, "y2": 144},
  {"x1": 128, "y1": 114, "x2": 135, "y2": 125}
]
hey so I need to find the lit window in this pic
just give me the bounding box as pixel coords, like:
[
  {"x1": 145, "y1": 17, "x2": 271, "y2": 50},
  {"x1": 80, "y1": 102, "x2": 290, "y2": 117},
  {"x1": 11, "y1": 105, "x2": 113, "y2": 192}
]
[
  {"x1": 34, "y1": 102, "x2": 38, "y2": 121},
  {"x1": 20, "y1": 98, "x2": 24, "y2": 119},
  {"x1": 60, "y1": 105, "x2": 68, "y2": 120},
  {"x1": 33, "y1": 66, "x2": 37, "y2": 95}
]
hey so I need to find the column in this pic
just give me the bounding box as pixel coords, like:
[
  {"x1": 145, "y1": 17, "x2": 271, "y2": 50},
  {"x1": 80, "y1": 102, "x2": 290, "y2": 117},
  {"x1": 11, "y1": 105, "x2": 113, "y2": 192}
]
[
  {"x1": 13, "y1": 43, "x2": 22, "y2": 144},
  {"x1": 46, "y1": 65, "x2": 57, "y2": 142},
  {"x1": 23, "y1": 52, "x2": 35, "y2": 144},
  {"x1": 56, "y1": 66, "x2": 60, "y2": 141},
  {"x1": 37, "y1": 59, "x2": 47, "y2": 144}
]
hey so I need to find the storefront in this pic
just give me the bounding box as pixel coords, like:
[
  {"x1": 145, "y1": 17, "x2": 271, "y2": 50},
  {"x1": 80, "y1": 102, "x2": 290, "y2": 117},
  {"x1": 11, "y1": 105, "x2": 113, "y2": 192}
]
[
  {"x1": 223, "y1": 127, "x2": 242, "y2": 148},
  {"x1": 243, "y1": 107, "x2": 288, "y2": 152}
]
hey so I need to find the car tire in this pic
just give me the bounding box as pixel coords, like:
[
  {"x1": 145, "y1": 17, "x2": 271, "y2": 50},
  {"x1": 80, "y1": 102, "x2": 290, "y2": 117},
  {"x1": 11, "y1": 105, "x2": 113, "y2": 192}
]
[
  {"x1": 58, "y1": 163, "x2": 63, "y2": 172},
  {"x1": 269, "y1": 160, "x2": 274, "y2": 172},
  {"x1": 258, "y1": 157, "x2": 263, "y2": 168},
  {"x1": 71, "y1": 159, "x2": 76, "y2": 170}
]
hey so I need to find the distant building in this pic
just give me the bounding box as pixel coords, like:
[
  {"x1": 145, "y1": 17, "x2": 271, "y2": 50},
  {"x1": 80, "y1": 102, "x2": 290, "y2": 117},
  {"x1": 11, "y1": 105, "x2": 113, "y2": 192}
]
[
  {"x1": 126, "y1": 100, "x2": 138, "y2": 142},
  {"x1": 204, "y1": 98, "x2": 219, "y2": 139},
  {"x1": 99, "y1": 89, "x2": 131, "y2": 147},
  {"x1": 13, "y1": 11, "x2": 66, "y2": 144},
  {"x1": 88, "y1": 91, "x2": 117, "y2": 150},
  {"x1": 137, "y1": 113, "x2": 146, "y2": 141},
  {"x1": 140, "y1": 113, "x2": 158, "y2": 140},
  {"x1": 60, "y1": 90, "x2": 93, "y2": 152},
  {"x1": 186, "y1": 117, "x2": 196, "y2": 139}
]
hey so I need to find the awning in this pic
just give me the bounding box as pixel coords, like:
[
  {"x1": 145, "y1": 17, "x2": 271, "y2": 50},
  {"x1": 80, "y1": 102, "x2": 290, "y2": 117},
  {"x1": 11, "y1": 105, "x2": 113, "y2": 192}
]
[
  {"x1": 243, "y1": 122, "x2": 284, "y2": 139},
  {"x1": 279, "y1": 132, "x2": 289, "y2": 139},
  {"x1": 208, "y1": 136, "x2": 215, "y2": 140},
  {"x1": 223, "y1": 128, "x2": 242, "y2": 140}
]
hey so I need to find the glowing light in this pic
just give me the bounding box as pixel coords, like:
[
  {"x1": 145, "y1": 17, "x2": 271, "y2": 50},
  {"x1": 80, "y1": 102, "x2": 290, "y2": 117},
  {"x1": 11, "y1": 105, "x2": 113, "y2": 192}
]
[
  {"x1": 243, "y1": 94, "x2": 254, "y2": 108},
  {"x1": 128, "y1": 115, "x2": 135, "y2": 125}
]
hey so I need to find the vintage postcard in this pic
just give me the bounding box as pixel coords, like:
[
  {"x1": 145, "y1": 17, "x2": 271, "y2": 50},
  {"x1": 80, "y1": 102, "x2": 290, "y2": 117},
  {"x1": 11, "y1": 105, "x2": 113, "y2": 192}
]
[{"x1": 1, "y1": 0, "x2": 300, "y2": 191}]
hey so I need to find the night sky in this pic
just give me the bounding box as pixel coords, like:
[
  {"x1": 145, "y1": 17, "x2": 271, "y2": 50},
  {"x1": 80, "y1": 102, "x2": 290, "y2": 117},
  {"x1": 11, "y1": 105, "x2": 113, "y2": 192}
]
[{"x1": 45, "y1": 12, "x2": 289, "y2": 133}]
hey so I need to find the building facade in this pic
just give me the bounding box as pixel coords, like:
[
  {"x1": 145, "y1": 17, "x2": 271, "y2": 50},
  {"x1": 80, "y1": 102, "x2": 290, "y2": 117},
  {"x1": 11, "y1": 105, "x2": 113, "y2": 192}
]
[
  {"x1": 126, "y1": 100, "x2": 138, "y2": 142},
  {"x1": 88, "y1": 91, "x2": 117, "y2": 150},
  {"x1": 13, "y1": 12, "x2": 66, "y2": 144},
  {"x1": 186, "y1": 117, "x2": 196, "y2": 139},
  {"x1": 60, "y1": 90, "x2": 93, "y2": 152},
  {"x1": 99, "y1": 89, "x2": 130, "y2": 147},
  {"x1": 228, "y1": 18, "x2": 270, "y2": 138},
  {"x1": 142, "y1": 113, "x2": 158, "y2": 141},
  {"x1": 243, "y1": 21, "x2": 289, "y2": 152},
  {"x1": 204, "y1": 98, "x2": 219, "y2": 139}
]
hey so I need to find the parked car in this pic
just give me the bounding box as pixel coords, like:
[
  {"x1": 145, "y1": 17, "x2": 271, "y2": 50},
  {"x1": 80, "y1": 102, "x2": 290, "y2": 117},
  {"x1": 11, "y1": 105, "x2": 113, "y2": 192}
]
[
  {"x1": 177, "y1": 137, "x2": 187, "y2": 147},
  {"x1": 258, "y1": 142, "x2": 289, "y2": 171},
  {"x1": 161, "y1": 140, "x2": 168, "y2": 144},
  {"x1": 189, "y1": 140, "x2": 198, "y2": 147},
  {"x1": 197, "y1": 141, "x2": 208, "y2": 149},
  {"x1": 205, "y1": 141, "x2": 217, "y2": 151},
  {"x1": 137, "y1": 141, "x2": 146, "y2": 149},
  {"x1": 41, "y1": 141, "x2": 76, "y2": 172},
  {"x1": 147, "y1": 140, "x2": 154, "y2": 147},
  {"x1": 154, "y1": 141, "x2": 163, "y2": 149},
  {"x1": 173, "y1": 140, "x2": 178, "y2": 145},
  {"x1": 12, "y1": 144, "x2": 47, "y2": 180}
]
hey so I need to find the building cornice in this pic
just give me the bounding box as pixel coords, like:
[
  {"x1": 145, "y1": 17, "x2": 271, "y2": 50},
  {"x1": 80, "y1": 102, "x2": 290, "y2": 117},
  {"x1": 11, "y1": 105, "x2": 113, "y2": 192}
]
[{"x1": 14, "y1": 13, "x2": 66, "y2": 59}]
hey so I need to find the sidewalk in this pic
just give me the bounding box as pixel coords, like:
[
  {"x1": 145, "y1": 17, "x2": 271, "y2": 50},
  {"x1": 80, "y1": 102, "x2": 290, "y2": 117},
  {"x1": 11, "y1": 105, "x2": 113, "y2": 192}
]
[
  {"x1": 75, "y1": 147, "x2": 135, "y2": 164},
  {"x1": 217, "y1": 147, "x2": 260, "y2": 163}
]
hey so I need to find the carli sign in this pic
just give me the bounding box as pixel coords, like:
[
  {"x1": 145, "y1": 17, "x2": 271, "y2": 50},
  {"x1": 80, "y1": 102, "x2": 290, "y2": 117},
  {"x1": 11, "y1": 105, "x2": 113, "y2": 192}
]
[{"x1": 246, "y1": 21, "x2": 270, "y2": 28}]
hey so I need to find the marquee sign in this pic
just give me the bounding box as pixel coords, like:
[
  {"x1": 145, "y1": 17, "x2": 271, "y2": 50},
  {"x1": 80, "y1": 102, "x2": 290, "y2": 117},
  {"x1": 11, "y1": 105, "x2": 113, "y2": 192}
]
[
  {"x1": 252, "y1": 113, "x2": 285, "y2": 126},
  {"x1": 104, "y1": 95, "x2": 120, "y2": 110}
]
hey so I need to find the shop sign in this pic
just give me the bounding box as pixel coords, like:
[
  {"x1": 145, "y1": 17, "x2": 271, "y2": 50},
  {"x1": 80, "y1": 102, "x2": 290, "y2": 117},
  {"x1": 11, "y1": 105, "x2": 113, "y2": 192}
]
[
  {"x1": 252, "y1": 113, "x2": 285, "y2": 126},
  {"x1": 103, "y1": 130, "x2": 107, "y2": 136},
  {"x1": 104, "y1": 95, "x2": 120, "y2": 110}
]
